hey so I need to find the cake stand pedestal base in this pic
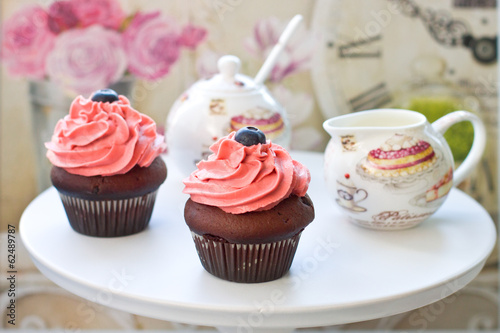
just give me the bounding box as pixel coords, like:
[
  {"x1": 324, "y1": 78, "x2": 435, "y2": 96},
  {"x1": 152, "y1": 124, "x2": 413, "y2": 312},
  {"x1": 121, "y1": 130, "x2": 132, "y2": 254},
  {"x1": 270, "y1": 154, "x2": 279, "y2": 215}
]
[{"x1": 217, "y1": 327, "x2": 294, "y2": 333}]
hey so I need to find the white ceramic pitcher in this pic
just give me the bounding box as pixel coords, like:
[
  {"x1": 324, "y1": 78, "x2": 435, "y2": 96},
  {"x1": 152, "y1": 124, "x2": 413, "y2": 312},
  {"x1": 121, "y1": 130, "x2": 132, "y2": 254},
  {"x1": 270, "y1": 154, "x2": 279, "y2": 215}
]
[{"x1": 323, "y1": 109, "x2": 486, "y2": 230}]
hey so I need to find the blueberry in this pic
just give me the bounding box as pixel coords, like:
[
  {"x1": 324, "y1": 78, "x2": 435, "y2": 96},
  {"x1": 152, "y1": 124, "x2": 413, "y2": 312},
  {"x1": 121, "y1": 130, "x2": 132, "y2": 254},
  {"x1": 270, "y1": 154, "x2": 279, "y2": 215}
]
[
  {"x1": 234, "y1": 126, "x2": 266, "y2": 146},
  {"x1": 91, "y1": 89, "x2": 119, "y2": 103}
]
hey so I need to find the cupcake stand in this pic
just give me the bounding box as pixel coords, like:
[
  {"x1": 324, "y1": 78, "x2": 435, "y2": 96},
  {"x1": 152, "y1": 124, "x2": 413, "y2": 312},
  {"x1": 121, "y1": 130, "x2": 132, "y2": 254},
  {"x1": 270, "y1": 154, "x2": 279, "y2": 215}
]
[{"x1": 20, "y1": 152, "x2": 496, "y2": 333}]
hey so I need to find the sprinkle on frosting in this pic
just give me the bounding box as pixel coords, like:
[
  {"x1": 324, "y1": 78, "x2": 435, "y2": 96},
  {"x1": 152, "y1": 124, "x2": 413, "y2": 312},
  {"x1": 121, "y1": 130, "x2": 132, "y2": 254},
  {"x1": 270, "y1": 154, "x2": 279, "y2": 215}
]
[
  {"x1": 183, "y1": 132, "x2": 310, "y2": 214},
  {"x1": 45, "y1": 95, "x2": 166, "y2": 177}
]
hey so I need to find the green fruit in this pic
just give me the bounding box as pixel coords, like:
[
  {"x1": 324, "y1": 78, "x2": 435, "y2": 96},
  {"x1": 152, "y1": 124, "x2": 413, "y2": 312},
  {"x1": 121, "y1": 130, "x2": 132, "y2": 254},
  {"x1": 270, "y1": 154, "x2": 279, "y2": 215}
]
[{"x1": 405, "y1": 96, "x2": 474, "y2": 162}]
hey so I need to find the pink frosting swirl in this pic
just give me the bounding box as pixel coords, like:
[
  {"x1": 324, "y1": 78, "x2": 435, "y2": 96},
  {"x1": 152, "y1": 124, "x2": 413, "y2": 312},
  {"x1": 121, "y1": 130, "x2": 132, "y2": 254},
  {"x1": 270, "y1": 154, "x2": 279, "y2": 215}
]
[
  {"x1": 183, "y1": 133, "x2": 310, "y2": 214},
  {"x1": 45, "y1": 95, "x2": 166, "y2": 177}
]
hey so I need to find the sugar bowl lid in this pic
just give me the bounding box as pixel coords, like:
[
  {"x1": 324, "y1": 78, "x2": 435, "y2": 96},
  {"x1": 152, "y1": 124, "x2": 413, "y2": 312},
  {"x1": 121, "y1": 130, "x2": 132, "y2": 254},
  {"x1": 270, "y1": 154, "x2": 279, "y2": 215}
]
[{"x1": 194, "y1": 55, "x2": 260, "y2": 94}]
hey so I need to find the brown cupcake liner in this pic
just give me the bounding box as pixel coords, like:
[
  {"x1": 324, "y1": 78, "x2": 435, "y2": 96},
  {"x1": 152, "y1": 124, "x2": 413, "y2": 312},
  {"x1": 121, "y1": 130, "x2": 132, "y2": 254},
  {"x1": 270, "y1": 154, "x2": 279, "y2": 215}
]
[
  {"x1": 191, "y1": 231, "x2": 302, "y2": 283},
  {"x1": 58, "y1": 190, "x2": 158, "y2": 237}
]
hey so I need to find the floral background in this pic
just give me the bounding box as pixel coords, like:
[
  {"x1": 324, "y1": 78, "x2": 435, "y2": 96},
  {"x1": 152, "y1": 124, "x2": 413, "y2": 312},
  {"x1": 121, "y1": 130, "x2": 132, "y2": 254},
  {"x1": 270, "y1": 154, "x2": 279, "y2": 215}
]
[
  {"x1": 0, "y1": 0, "x2": 327, "y2": 230},
  {"x1": 0, "y1": 0, "x2": 498, "y2": 331},
  {"x1": 2, "y1": 0, "x2": 207, "y2": 93}
]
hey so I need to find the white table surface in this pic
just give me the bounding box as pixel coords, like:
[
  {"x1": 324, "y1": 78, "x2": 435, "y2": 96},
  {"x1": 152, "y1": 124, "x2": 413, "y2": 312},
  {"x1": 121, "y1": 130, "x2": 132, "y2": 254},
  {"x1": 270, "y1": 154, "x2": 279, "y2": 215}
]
[{"x1": 20, "y1": 152, "x2": 497, "y2": 332}]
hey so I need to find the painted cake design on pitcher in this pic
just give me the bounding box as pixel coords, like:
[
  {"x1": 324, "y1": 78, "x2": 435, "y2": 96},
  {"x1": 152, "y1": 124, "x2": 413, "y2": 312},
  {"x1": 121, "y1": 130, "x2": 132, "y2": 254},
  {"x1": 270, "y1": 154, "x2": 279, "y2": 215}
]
[
  {"x1": 409, "y1": 167, "x2": 453, "y2": 208},
  {"x1": 341, "y1": 135, "x2": 357, "y2": 151},
  {"x1": 426, "y1": 167, "x2": 453, "y2": 202},
  {"x1": 230, "y1": 107, "x2": 284, "y2": 140},
  {"x1": 209, "y1": 98, "x2": 226, "y2": 115},
  {"x1": 358, "y1": 133, "x2": 438, "y2": 179}
]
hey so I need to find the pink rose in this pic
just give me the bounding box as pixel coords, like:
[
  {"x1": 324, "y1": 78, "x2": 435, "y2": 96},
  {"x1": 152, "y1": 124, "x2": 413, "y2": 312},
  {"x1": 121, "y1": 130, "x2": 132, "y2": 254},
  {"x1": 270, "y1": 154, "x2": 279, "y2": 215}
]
[
  {"x1": 71, "y1": 0, "x2": 125, "y2": 30},
  {"x1": 195, "y1": 49, "x2": 221, "y2": 78},
  {"x1": 179, "y1": 24, "x2": 207, "y2": 49},
  {"x1": 1, "y1": 5, "x2": 56, "y2": 79},
  {"x1": 46, "y1": 26, "x2": 127, "y2": 95},
  {"x1": 123, "y1": 11, "x2": 182, "y2": 80},
  {"x1": 47, "y1": 1, "x2": 79, "y2": 34}
]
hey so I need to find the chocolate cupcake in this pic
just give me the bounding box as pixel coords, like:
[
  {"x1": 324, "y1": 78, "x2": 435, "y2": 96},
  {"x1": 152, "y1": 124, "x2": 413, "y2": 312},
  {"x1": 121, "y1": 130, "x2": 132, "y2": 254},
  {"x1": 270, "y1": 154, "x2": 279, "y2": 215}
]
[
  {"x1": 183, "y1": 127, "x2": 314, "y2": 283},
  {"x1": 45, "y1": 89, "x2": 167, "y2": 237}
]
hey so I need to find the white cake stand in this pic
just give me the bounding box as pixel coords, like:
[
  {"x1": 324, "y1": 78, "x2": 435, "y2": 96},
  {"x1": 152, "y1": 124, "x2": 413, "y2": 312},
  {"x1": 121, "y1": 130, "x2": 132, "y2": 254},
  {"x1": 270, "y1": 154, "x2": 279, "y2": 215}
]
[{"x1": 20, "y1": 152, "x2": 496, "y2": 333}]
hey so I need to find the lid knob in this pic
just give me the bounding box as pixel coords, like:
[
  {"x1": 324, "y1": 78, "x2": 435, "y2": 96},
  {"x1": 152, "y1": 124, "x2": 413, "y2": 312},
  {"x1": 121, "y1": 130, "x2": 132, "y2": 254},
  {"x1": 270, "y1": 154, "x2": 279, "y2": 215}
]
[{"x1": 217, "y1": 55, "x2": 241, "y2": 83}]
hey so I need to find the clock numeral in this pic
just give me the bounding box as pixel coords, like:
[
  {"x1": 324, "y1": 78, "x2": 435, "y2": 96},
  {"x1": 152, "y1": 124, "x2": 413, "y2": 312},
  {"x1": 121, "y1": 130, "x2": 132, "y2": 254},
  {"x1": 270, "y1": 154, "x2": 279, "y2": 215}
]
[
  {"x1": 349, "y1": 82, "x2": 392, "y2": 111},
  {"x1": 453, "y1": 0, "x2": 496, "y2": 8},
  {"x1": 338, "y1": 34, "x2": 382, "y2": 58}
]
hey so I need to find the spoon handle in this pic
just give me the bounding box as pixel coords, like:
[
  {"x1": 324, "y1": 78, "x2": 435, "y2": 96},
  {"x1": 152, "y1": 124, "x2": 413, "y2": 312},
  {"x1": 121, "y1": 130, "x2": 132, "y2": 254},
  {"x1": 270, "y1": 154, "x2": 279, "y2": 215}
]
[{"x1": 253, "y1": 14, "x2": 303, "y2": 85}]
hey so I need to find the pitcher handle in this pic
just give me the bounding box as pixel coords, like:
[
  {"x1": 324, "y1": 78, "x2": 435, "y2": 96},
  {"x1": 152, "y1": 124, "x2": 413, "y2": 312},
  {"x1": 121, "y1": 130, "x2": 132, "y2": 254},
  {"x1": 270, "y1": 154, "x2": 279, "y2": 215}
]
[{"x1": 431, "y1": 111, "x2": 486, "y2": 186}]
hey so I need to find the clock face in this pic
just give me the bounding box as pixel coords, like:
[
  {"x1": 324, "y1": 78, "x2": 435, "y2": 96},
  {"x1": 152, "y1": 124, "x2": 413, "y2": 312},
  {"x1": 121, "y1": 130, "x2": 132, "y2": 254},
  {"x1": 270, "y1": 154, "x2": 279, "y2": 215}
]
[
  {"x1": 310, "y1": 0, "x2": 497, "y2": 118},
  {"x1": 310, "y1": 0, "x2": 498, "y2": 226}
]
